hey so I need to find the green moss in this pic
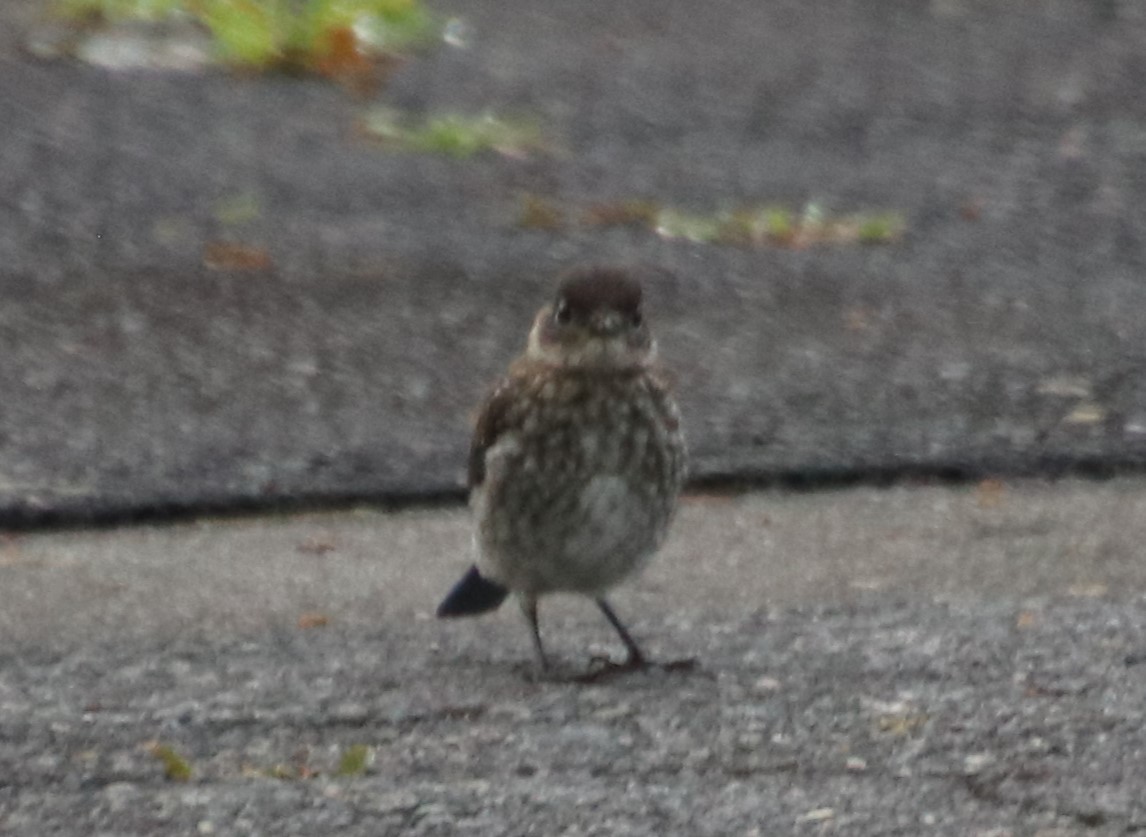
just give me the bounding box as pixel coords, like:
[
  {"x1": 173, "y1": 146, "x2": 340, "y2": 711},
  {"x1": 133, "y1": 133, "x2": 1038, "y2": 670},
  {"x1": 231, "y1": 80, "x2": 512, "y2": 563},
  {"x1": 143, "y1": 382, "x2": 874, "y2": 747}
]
[
  {"x1": 585, "y1": 200, "x2": 904, "y2": 248},
  {"x1": 53, "y1": 0, "x2": 439, "y2": 70},
  {"x1": 204, "y1": 0, "x2": 437, "y2": 68},
  {"x1": 362, "y1": 108, "x2": 546, "y2": 159},
  {"x1": 335, "y1": 744, "x2": 372, "y2": 777},
  {"x1": 856, "y1": 212, "x2": 905, "y2": 244},
  {"x1": 200, "y1": 1, "x2": 282, "y2": 67},
  {"x1": 415, "y1": 114, "x2": 496, "y2": 157},
  {"x1": 651, "y1": 207, "x2": 723, "y2": 244},
  {"x1": 351, "y1": 0, "x2": 437, "y2": 52},
  {"x1": 214, "y1": 191, "x2": 263, "y2": 225},
  {"x1": 761, "y1": 207, "x2": 795, "y2": 242},
  {"x1": 149, "y1": 743, "x2": 193, "y2": 782}
]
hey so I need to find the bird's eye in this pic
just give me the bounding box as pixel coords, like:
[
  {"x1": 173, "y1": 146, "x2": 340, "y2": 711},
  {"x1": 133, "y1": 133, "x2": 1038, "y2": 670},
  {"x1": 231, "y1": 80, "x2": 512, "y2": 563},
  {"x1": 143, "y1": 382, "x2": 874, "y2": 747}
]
[
  {"x1": 554, "y1": 300, "x2": 571, "y2": 324},
  {"x1": 630, "y1": 310, "x2": 643, "y2": 328}
]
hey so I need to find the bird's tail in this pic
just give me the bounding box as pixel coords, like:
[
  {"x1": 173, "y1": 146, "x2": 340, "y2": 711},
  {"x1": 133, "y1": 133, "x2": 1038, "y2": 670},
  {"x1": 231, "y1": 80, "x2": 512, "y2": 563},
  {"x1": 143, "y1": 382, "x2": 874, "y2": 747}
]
[{"x1": 437, "y1": 565, "x2": 509, "y2": 617}]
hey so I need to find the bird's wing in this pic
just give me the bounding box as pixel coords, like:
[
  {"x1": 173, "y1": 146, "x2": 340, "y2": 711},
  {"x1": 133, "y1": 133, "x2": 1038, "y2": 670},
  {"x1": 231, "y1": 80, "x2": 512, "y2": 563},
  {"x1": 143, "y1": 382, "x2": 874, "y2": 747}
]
[{"x1": 467, "y1": 376, "x2": 522, "y2": 490}]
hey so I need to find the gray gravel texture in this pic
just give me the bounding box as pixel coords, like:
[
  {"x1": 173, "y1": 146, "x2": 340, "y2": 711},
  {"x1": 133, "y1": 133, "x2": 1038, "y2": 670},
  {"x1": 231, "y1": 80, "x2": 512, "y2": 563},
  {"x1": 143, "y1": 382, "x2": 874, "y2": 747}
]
[
  {"x1": 3, "y1": 479, "x2": 1145, "y2": 835},
  {"x1": 3, "y1": 0, "x2": 1146, "y2": 521},
  {"x1": 4, "y1": 3, "x2": 1146, "y2": 834}
]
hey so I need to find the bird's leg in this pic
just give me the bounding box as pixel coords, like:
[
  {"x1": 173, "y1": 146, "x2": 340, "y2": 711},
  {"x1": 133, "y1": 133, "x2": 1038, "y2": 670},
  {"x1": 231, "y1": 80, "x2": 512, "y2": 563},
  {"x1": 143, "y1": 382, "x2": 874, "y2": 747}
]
[
  {"x1": 520, "y1": 594, "x2": 549, "y2": 672},
  {"x1": 595, "y1": 597, "x2": 647, "y2": 669},
  {"x1": 574, "y1": 600, "x2": 701, "y2": 683}
]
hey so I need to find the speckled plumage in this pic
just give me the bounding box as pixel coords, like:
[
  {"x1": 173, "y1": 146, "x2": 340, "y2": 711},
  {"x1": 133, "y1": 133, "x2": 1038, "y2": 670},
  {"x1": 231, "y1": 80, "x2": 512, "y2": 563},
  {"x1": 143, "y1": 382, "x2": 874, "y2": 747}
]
[
  {"x1": 438, "y1": 266, "x2": 687, "y2": 672},
  {"x1": 473, "y1": 361, "x2": 684, "y2": 595}
]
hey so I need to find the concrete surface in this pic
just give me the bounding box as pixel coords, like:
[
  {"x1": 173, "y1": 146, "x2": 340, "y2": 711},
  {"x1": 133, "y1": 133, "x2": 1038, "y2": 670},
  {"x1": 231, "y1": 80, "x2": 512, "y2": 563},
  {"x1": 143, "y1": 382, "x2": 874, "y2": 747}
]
[
  {"x1": 2, "y1": 479, "x2": 1144, "y2": 834},
  {"x1": 3, "y1": 0, "x2": 1146, "y2": 521}
]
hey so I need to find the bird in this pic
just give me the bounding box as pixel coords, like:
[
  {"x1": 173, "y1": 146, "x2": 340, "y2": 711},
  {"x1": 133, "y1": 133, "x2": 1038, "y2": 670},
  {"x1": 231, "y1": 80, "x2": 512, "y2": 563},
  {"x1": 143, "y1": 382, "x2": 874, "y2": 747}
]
[{"x1": 437, "y1": 265, "x2": 686, "y2": 675}]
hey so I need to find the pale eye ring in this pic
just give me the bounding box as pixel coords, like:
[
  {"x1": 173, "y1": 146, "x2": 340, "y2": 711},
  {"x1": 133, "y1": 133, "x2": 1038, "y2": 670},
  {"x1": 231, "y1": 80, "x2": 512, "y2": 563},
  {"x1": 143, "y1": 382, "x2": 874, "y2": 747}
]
[{"x1": 554, "y1": 300, "x2": 571, "y2": 324}]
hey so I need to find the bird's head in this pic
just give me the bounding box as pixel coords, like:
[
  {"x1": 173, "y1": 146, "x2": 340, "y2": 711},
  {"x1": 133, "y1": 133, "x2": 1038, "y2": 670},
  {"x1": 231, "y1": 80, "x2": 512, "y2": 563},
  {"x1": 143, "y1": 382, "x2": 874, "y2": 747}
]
[{"x1": 527, "y1": 267, "x2": 655, "y2": 369}]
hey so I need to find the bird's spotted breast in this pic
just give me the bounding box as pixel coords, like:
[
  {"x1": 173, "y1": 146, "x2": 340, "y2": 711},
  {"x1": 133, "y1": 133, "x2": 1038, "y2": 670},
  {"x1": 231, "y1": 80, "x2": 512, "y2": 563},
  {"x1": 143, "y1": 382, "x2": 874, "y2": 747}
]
[
  {"x1": 473, "y1": 366, "x2": 685, "y2": 595},
  {"x1": 440, "y1": 266, "x2": 687, "y2": 671}
]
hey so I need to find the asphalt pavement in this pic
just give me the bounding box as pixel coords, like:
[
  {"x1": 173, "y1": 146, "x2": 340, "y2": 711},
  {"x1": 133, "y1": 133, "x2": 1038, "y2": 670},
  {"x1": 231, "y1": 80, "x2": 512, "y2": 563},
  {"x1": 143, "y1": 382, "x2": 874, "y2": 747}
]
[
  {"x1": 3, "y1": 0, "x2": 1146, "y2": 834},
  {"x1": 3, "y1": 0, "x2": 1146, "y2": 521},
  {"x1": 3, "y1": 479, "x2": 1145, "y2": 834}
]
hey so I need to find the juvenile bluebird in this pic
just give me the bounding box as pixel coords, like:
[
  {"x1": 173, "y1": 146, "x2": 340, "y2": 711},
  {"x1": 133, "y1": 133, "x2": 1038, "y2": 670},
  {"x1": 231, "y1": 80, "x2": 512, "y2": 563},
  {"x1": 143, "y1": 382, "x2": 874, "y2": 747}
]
[{"x1": 437, "y1": 266, "x2": 686, "y2": 674}]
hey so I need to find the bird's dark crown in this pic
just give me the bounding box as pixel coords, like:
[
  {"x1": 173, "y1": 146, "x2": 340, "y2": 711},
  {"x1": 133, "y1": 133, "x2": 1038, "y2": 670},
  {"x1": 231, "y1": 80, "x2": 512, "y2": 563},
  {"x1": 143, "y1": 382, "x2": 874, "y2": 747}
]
[{"x1": 554, "y1": 267, "x2": 643, "y2": 319}]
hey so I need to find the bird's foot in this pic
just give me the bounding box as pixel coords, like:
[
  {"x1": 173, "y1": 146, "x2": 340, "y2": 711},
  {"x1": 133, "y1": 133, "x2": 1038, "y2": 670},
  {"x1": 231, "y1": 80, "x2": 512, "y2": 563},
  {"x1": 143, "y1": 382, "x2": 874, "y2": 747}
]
[{"x1": 571, "y1": 653, "x2": 699, "y2": 684}]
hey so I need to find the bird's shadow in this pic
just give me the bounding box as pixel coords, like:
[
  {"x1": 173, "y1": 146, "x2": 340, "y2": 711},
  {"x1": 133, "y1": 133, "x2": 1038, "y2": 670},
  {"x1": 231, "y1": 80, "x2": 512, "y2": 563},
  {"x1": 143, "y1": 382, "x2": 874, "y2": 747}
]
[{"x1": 524, "y1": 655, "x2": 705, "y2": 685}]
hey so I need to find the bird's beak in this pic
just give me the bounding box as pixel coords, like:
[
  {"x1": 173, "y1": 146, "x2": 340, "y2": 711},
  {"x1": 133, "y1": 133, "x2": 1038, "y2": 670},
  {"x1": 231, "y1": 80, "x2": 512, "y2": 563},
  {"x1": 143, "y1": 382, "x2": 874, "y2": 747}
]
[{"x1": 589, "y1": 310, "x2": 624, "y2": 336}]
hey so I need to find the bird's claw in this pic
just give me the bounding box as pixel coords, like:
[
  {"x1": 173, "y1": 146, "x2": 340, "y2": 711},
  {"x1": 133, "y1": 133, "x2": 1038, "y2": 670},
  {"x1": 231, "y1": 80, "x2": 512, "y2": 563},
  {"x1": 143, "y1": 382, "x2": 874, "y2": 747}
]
[{"x1": 571, "y1": 653, "x2": 698, "y2": 683}]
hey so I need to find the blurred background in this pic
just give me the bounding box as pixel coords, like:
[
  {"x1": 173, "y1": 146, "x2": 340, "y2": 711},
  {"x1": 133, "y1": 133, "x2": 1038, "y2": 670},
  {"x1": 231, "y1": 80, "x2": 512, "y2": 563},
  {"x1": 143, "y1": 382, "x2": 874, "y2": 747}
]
[{"x1": 4, "y1": 0, "x2": 1146, "y2": 524}]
